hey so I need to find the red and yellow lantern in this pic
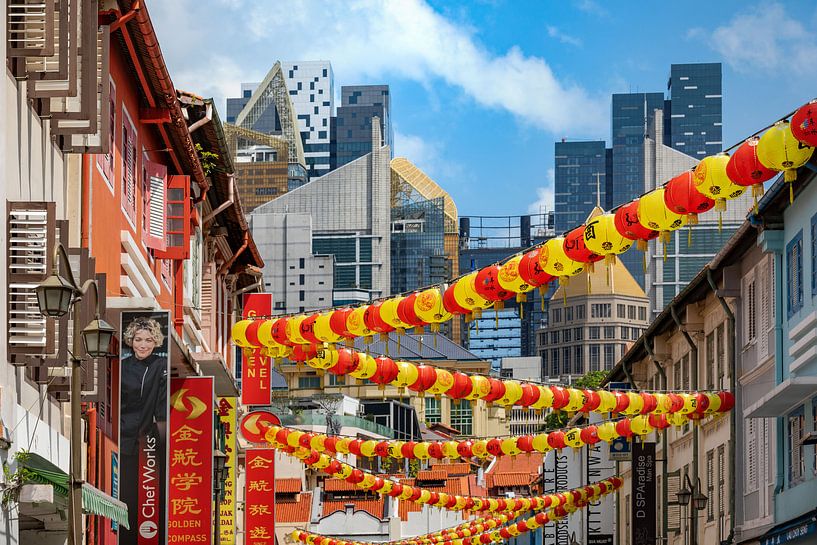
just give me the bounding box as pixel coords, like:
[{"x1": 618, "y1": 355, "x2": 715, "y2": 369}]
[
  {"x1": 758, "y1": 120, "x2": 814, "y2": 202},
  {"x1": 664, "y1": 171, "x2": 715, "y2": 224},
  {"x1": 693, "y1": 154, "x2": 747, "y2": 212},
  {"x1": 726, "y1": 137, "x2": 778, "y2": 200},
  {"x1": 539, "y1": 237, "x2": 584, "y2": 287},
  {"x1": 584, "y1": 213, "x2": 632, "y2": 266},
  {"x1": 614, "y1": 199, "x2": 659, "y2": 251}
]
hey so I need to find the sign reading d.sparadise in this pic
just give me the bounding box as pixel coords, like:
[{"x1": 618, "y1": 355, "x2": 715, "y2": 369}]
[{"x1": 631, "y1": 441, "x2": 656, "y2": 545}]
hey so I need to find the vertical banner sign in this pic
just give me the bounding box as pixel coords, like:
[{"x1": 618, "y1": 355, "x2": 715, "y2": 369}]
[
  {"x1": 631, "y1": 441, "x2": 657, "y2": 545},
  {"x1": 218, "y1": 397, "x2": 237, "y2": 545},
  {"x1": 245, "y1": 449, "x2": 276, "y2": 545},
  {"x1": 241, "y1": 294, "x2": 273, "y2": 405},
  {"x1": 119, "y1": 311, "x2": 170, "y2": 545},
  {"x1": 168, "y1": 377, "x2": 214, "y2": 544}
]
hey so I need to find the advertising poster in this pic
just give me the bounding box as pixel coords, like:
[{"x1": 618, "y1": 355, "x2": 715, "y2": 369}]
[
  {"x1": 631, "y1": 441, "x2": 657, "y2": 545},
  {"x1": 245, "y1": 449, "x2": 276, "y2": 545},
  {"x1": 118, "y1": 310, "x2": 170, "y2": 545},
  {"x1": 241, "y1": 294, "x2": 273, "y2": 405},
  {"x1": 218, "y1": 397, "x2": 237, "y2": 545},
  {"x1": 168, "y1": 377, "x2": 214, "y2": 544}
]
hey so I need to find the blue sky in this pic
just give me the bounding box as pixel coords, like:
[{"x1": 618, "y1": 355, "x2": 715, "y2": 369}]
[{"x1": 151, "y1": 0, "x2": 817, "y2": 216}]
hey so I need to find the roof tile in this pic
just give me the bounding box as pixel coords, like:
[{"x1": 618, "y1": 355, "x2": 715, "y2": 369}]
[{"x1": 275, "y1": 492, "x2": 312, "y2": 523}]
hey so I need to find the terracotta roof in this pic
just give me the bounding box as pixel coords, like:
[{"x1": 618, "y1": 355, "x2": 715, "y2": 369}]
[
  {"x1": 486, "y1": 452, "x2": 544, "y2": 477},
  {"x1": 276, "y1": 492, "x2": 312, "y2": 523},
  {"x1": 275, "y1": 478, "x2": 302, "y2": 494},
  {"x1": 430, "y1": 463, "x2": 471, "y2": 477},
  {"x1": 486, "y1": 472, "x2": 537, "y2": 489},
  {"x1": 322, "y1": 499, "x2": 385, "y2": 519},
  {"x1": 416, "y1": 470, "x2": 448, "y2": 482},
  {"x1": 323, "y1": 478, "x2": 362, "y2": 492},
  {"x1": 397, "y1": 475, "x2": 469, "y2": 521}
]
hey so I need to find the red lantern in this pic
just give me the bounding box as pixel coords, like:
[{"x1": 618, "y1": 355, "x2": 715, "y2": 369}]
[
  {"x1": 323, "y1": 436, "x2": 339, "y2": 453},
  {"x1": 718, "y1": 391, "x2": 735, "y2": 412},
  {"x1": 519, "y1": 383, "x2": 541, "y2": 407},
  {"x1": 448, "y1": 372, "x2": 474, "y2": 400},
  {"x1": 275, "y1": 428, "x2": 290, "y2": 445},
  {"x1": 429, "y1": 492, "x2": 440, "y2": 505},
  {"x1": 375, "y1": 441, "x2": 390, "y2": 457},
  {"x1": 517, "y1": 435, "x2": 535, "y2": 452},
  {"x1": 329, "y1": 309, "x2": 354, "y2": 339},
  {"x1": 474, "y1": 265, "x2": 514, "y2": 303},
  {"x1": 486, "y1": 438, "x2": 503, "y2": 456},
  {"x1": 613, "y1": 391, "x2": 630, "y2": 413},
  {"x1": 614, "y1": 199, "x2": 659, "y2": 250},
  {"x1": 667, "y1": 393, "x2": 684, "y2": 413},
  {"x1": 639, "y1": 392, "x2": 658, "y2": 415},
  {"x1": 326, "y1": 459, "x2": 342, "y2": 474},
  {"x1": 388, "y1": 483, "x2": 404, "y2": 497},
  {"x1": 401, "y1": 442, "x2": 417, "y2": 459},
  {"x1": 791, "y1": 100, "x2": 817, "y2": 147},
  {"x1": 328, "y1": 348, "x2": 359, "y2": 376},
  {"x1": 428, "y1": 442, "x2": 445, "y2": 459},
  {"x1": 409, "y1": 488, "x2": 422, "y2": 502},
  {"x1": 346, "y1": 469, "x2": 365, "y2": 484},
  {"x1": 563, "y1": 225, "x2": 603, "y2": 267},
  {"x1": 517, "y1": 522, "x2": 529, "y2": 533},
  {"x1": 443, "y1": 282, "x2": 470, "y2": 315},
  {"x1": 648, "y1": 413, "x2": 670, "y2": 430},
  {"x1": 499, "y1": 529, "x2": 511, "y2": 540},
  {"x1": 371, "y1": 356, "x2": 399, "y2": 386},
  {"x1": 271, "y1": 318, "x2": 294, "y2": 346},
  {"x1": 457, "y1": 441, "x2": 474, "y2": 458},
  {"x1": 445, "y1": 496, "x2": 458, "y2": 509},
  {"x1": 244, "y1": 320, "x2": 263, "y2": 348},
  {"x1": 299, "y1": 314, "x2": 322, "y2": 345},
  {"x1": 298, "y1": 432, "x2": 315, "y2": 449},
  {"x1": 550, "y1": 386, "x2": 569, "y2": 410},
  {"x1": 519, "y1": 248, "x2": 555, "y2": 287},
  {"x1": 615, "y1": 419, "x2": 633, "y2": 438},
  {"x1": 364, "y1": 302, "x2": 395, "y2": 334},
  {"x1": 547, "y1": 431, "x2": 566, "y2": 450},
  {"x1": 580, "y1": 425, "x2": 600, "y2": 445},
  {"x1": 580, "y1": 389, "x2": 601, "y2": 413},
  {"x1": 371, "y1": 477, "x2": 385, "y2": 491},
  {"x1": 694, "y1": 393, "x2": 709, "y2": 415},
  {"x1": 495, "y1": 499, "x2": 507, "y2": 511},
  {"x1": 535, "y1": 512, "x2": 548, "y2": 525},
  {"x1": 664, "y1": 171, "x2": 715, "y2": 224},
  {"x1": 347, "y1": 439, "x2": 363, "y2": 456},
  {"x1": 408, "y1": 364, "x2": 438, "y2": 394},
  {"x1": 397, "y1": 293, "x2": 427, "y2": 329},
  {"x1": 726, "y1": 137, "x2": 778, "y2": 199},
  {"x1": 482, "y1": 378, "x2": 506, "y2": 404}
]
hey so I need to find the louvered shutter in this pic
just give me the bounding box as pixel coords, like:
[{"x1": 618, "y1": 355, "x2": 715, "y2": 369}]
[
  {"x1": 759, "y1": 259, "x2": 770, "y2": 358},
  {"x1": 122, "y1": 113, "x2": 137, "y2": 223},
  {"x1": 154, "y1": 175, "x2": 191, "y2": 260},
  {"x1": 7, "y1": 203, "x2": 56, "y2": 355},
  {"x1": 745, "y1": 419, "x2": 758, "y2": 492},
  {"x1": 143, "y1": 159, "x2": 167, "y2": 251},
  {"x1": 200, "y1": 262, "x2": 216, "y2": 351},
  {"x1": 6, "y1": 0, "x2": 55, "y2": 58},
  {"x1": 666, "y1": 470, "x2": 681, "y2": 533}
]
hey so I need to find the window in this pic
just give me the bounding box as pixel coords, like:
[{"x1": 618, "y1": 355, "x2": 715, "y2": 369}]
[
  {"x1": 576, "y1": 305, "x2": 586, "y2": 319},
  {"x1": 717, "y1": 445, "x2": 726, "y2": 516},
  {"x1": 299, "y1": 291, "x2": 304, "y2": 302},
  {"x1": 705, "y1": 332, "x2": 715, "y2": 390},
  {"x1": 604, "y1": 344, "x2": 615, "y2": 369},
  {"x1": 638, "y1": 306, "x2": 647, "y2": 321},
  {"x1": 552, "y1": 308, "x2": 561, "y2": 323},
  {"x1": 788, "y1": 407, "x2": 805, "y2": 483},
  {"x1": 744, "y1": 273, "x2": 757, "y2": 343},
  {"x1": 98, "y1": 80, "x2": 116, "y2": 187},
  {"x1": 574, "y1": 327, "x2": 583, "y2": 341},
  {"x1": 621, "y1": 326, "x2": 629, "y2": 341},
  {"x1": 541, "y1": 333, "x2": 548, "y2": 346},
  {"x1": 142, "y1": 158, "x2": 167, "y2": 251},
  {"x1": 574, "y1": 346, "x2": 583, "y2": 373},
  {"x1": 563, "y1": 329, "x2": 572, "y2": 343},
  {"x1": 589, "y1": 345, "x2": 600, "y2": 371},
  {"x1": 631, "y1": 327, "x2": 640, "y2": 339},
  {"x1": 563, "y1": 347, "x2": 571, "y2": 372},
  {"x1": 551, "y1": 349, "x2": 560, "y2": 376},
  {"x1": 674, "y1": 359, "x2": 682, "y2": 390},
  {"x1": 591, "y1": 303, "x2": 611, "y2": 318},
  {"x1": 121, "y1": 109, "x2": 137, "y2": 224},
  {"x1": 787, "y1": 230, "x2": 804, "y2": 318},
  {"x1": 425, "y1": 397, "x2": 441, "y2": 424},
  {"x1": 550, "y1": 331, "x2": 559, "y2": 344},
  {"x1": 682, "y1": 353, "x2": 690, "y2": 390},
  {"x1": 328, "y1": 374, "x2": 344, "y2": 386},
  {"x1": 589, "y1": 326, "x2": 600, "y2": 340},
  {"x1": 299, "y1": 274, "x2": 305, "y2": 286},
  {"x1": 707, "y1": 450, "x2": 715, "y2": 522},
  {"x1": 617, "y1": 304, "x2": 626, "y2": 318},
  {"x1": 716, "y1": 324, "x2": 725, "y2": 387},
  {"x1": 604, "y1": 326, "x2": 616, "y2": 339},
  {"x1": 628, "y1": 305, "x2": 637, "y2": 320},
  {"x1": 745, "y1": 419, "x2": 758, "y2": 494},
  {"x1": 298, "y1": 375, "x2": 321, "y2": 389},
  {"x1": 450, "y1": 402, "x2": 472, "y2": 436},
  {"x1": 299, "y1": 258, "x2": 305, "y2": 269},
  {"x1": 153, "y1": 175, "x2": 191, "y2": 260},
  {"x1": 565, "y1": 307, "x2": 573, "y2": 321}
]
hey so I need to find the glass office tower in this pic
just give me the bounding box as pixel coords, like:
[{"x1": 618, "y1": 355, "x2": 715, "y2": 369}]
[
  {"x1": 667, "y1": 63, "x2": 723, "y2": 157},
  {"x1": 335, "y1": 85, "x2": 393, "y2": 168},
  {"x1": 554, "y1": 140, "x2": 608, "y2": 233}
]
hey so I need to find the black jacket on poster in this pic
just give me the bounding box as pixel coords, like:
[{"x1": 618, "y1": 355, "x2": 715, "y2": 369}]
[{"x1": 120, "y1": 352, "x2": 167, "y2": 455}]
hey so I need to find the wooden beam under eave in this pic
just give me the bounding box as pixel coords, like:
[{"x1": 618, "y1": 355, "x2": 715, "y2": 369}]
[{"x1": 140, "y1": 107, "x2": 172, "y2": 124}]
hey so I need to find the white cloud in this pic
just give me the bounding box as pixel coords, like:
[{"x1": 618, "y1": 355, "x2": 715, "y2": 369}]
[
  {"x1": 528, "y1": 168, "x2": 555, "y2": 214},
  {"x1": 705, "y1": 3, "x2": 817, "y2": 75},
  {"x1": 150, "y1": 0, "x2": 605, "y2": 136},
  {"x1": 547, "y1": 26, "x2": 583, "y2": 47},
  {"x1": 573, "y1": 0, "x2": 609, "y2": 18},
  {"x1": 392, "y1": 128, "x2": 464, "y2": 184}
]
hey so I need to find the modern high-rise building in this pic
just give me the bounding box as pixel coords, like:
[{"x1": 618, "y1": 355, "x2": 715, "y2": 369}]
[
  {"x1": 335, "y1": 85, "x2": 393, "y2": 168},
  {"x1": 226, "y1": 82, "x2": 280, "y2": 134},
  {"x1": 554, "y1": 140, "x2": 609, "y2": 233},
  {"x1": 281, "y1": 61, "x2": 335, "y2": 179},
  {"x1": 666, "y1": 62, "x2": 723, "y2": 157}
]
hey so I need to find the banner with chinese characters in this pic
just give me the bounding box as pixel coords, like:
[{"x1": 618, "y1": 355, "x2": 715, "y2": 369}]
[
  {"x1": 168, "y1": 377, "x2": 214, "y2": 544},
  {"x1": 241, "y1": 293, "x2": 273, "y2": 405},
  {"x1": 245, "y1": 449, "x2": 276, "y2": 545},
  {"x1": 119, "y1": 310, "x2": 170, "y2": 545},
  {"x1": 218, "y1": 397, "x2": 237, "y2": 545}
]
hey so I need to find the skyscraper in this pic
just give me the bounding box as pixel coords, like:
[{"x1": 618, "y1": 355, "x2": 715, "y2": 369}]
[
  {"x1": 554, "y1": 140, "x2": 608, "y2": 233},
  {"x1": 666, "y1": 63, "x2": 723, "y2": 157},
  {"x1": 281, "y1": 61, "x2": 335, "y2": 179},
  {"x1": 335, "y1": 85, "x2": 393, "y2": 168}
]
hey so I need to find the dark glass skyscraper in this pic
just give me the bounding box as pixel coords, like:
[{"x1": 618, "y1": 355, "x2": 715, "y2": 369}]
[
  {"x1": 335, "y1": 85, "x2": 393, "y2": 168},
  {"x1": 667, "y1": 63, "x2": 723, "y2": 157},
  {"x1": 554, "y1": 140, "x2": 608, "y2": 233}
]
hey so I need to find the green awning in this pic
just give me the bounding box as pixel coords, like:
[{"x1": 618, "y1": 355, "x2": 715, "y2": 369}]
[{"x1": 20, "y1": 453, "x2": 129, "y2": 528}]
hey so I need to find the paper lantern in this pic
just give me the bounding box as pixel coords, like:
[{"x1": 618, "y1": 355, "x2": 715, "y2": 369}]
[
  {"x1": 299, "y1": 314, "x2": 322, "y2": 345},
  {"x1": 584, "y1": 213, "x2": 632, "y2": 265},
  {"x1": 428, "y1": 442, "x2": 444, "y2": 459},
  {"x1": 256, "y1": 320, "x2": 292, "y2": 359},
  {"x1": 231, "y1": 319, "x2": 254, "y2": 348},
  {"x1": 349, "y1": 353, "x2": 378, "y2": 380},
  {"x1": 427, "y1": 368, "x2": 455, "y2": 397},
  {"x1": 327, "y1": 348, "x2": 358, "y2": 376},
  {"x1": 443, "y1": 441, "x2": 460, "y2": 459},
  {"x1": 443, "y1": 283, "x2": 470, "y2": 315},
  {"x1": 639, "y1": 392, "x2": 658, "y2": 415},
  {"x1": 564, "y1": 428, "x2": 585, "y2": 449},
  {"x1": 298, "y1": 433, "x2": 316, "y2": 449},
  {"x1": 694, "y1": 154, "x2": 747, "y2": 211},
  {"x1": 620, "y1": 391, "x2": 644, "y2": 416},
  {"x1": 630, "y1": 415, "x2": 654, "y2": 437},
  {"x1": 360, "y1": 440, "x2": 378, "y2": 458},
  {"x1": 540, "y1": 237, "x2": 584, "y2": 285},
  {"x1": 289, "y1": 344, "x2": 316, "y2": 362},
  {"x1": 346, "y1": 306, "x2": 374, "y2": 339},
  {"x1": 519, "y1": 383, "x2": 541, "y2": 407},
  {"x1": 364, "y1": 301, "x2": 395, "y2": 336},
  {"x1": 474, "y1": 265, "x2": 514, "y2": 305},
  {"x1": 547, "y1": 431, "x2": 566, "y2": 450},
  {"x1": 497, "y1": 255, "x2": 536, "y2": 302},
  {"x1": 391, "y1": 361, "x2": 419, "y2": 391},
  {"x1": 470, "y1": 440, "x2": 489, "y2": 458},
  {"x1": 652, "y1": 393, "x2": 671, "y2": 414},
  {"x1": 791, "y1": 100, "x2": 817, "y2": 146},
  {"x1": 486, "y1": 438, "x2": 503, "y2": 456},
  {"x1": 457, "y1": 441, "x2": 474, "y2": 458},
  {"x1": 414, "y1": 287, "x2": 453, "y2": 327},
  {"x1": 452, "y1": 272, "x2": 493, "y2": 317},
  {"x1": 664, "y1": 171, "x2": 715, "y2": 224},
  {"x1": 285, "y1": 315, "x2": 310, "y2": 345},
  {"x1": 400, "y1": 441, "x2": 417, "y2": 459},
  {"x1": 413, "y1": 442, "x2": 431, "y2": 460},
  {"x1": 718, "y1": 391, "x2": 735, "y2": 412},
  {"x1": 482, "y1": 378, "x2": 506, "y2": 404},
  {"x1": 380, "y1": 296, "x2": 410, "y2": 331},
  {"x1": 347, "y1": 439, "x2": 363, "y2": 456},
  {"x1": 727, "y1": 137, "x2": 778, "y2": 200},
  {"x1": 550, "y1": 386, "x2": 570, "y2": 411},
  {"x1": 580, "y1": 390, "x2": 601, "y2": 413},
  {"x1": 580, "y1": 425, "x2": 600, "y2": 445},
  {"x1": 465, "y1": 375, "x2": 492, "y2": 401},
  {"x1": 518, "y1": 248, "x2": 555, "y2": 288},
  {"x1": 371, "y1": 356, "x2": 399, "y2": 387},
  {"x1": 309, "y1": 347, "x2": 339, "y2": 370},
  {"x1": 329, "y1": 309, "x2": 354, "y2": 340},
  {"x1": 517, "y1": 435, "x2": 535, "y2": 453},
  {"x1": 530, "y1": 386, "x2": 554, "y2": 411},
  {"x1": 564, "y1": 388, "x2": 586, "y2": 413},
  {"x1": 615, "y1": 419, "x2": 633, "y2": 439},
  {"x1": 497, "y1": 380, "x2": 523, "y2": 406},
  {"x1": 648, "y1": 413, "x2": 670, "y2": 430},
  {"x1": 408, "y1": 364, "x2": 437, "y2": 395},
  {"x1": 667, "y1": 393, "x2": 684, "y2": 414},
  {"x1": 500, "y1": 438, "x2": 521, "y2": 456},
  {"x1": 448, "y1": 372, "x2": 474, "y2": 400},
  {"x1": 314, "y1": 313, "x2": 343, "y2": 344},
  {"x1": 638, "y1": 188, "x2": 687, "y2": 244},
  {"x1": 758, "y1": 121, "x2": 814, "y2": 197},
  {"x1": 374, "y1": 441, "x2": 390, "y2": 458},
  {"x1": 398, "y1": 293, "x2": 429, "y2": 331},
  {"x1": 563, "y1": 225, "x2": 602, "y2": 270},
  {"x1": 614, "y1": 199, "x2": 659, "y2": 251}
]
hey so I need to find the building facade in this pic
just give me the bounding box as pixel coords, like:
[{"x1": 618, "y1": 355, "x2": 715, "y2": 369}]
[
  {"x1": 666, "y1": 62, "x2": 723, "y2": 157},
  {"x1": 335, "y1": 85, "x2": 393, "y2": 168},
  {"x1": 554, "y1": 140, "x2": 610, "y2": 233}
]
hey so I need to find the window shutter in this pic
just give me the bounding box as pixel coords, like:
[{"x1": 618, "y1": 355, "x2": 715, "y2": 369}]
[
  {"x1": 745, "y1": 419, "x2": 758, "y2": 492},
  {"x1": 154, "y1": 175, "x2": 191, "y2": 260},
  {"x1": 200, "y1": 262, "x2": 216, "y2": 351},
  {"x1": 6, "y1": 0, "x2": 55, "y2": 58},
  {"x1": 143, "y1": 158, "x2": 167, "y2": 251},
  {"x1": 759, "y1": 260, "x2": 770, "y2": 358},
  {"x1": 7, "y1": 203, "x2": 56, "y2": 355},
  {"x1": 717, "y1": 445, "x2": 726, "y2": 515},
  {"x1": 666, "y1": 469, "x2": 681, "y2": 533},
  {"x1": 122, "y1": 115, "x2": 137, "y2": 223},
  {"x1": 707, "y1": 450, "x2": 715, "y2": 521}
]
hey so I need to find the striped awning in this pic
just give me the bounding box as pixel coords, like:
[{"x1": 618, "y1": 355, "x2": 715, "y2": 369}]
[{"x1": 21, "y1": 453, "x2": 129, "y2": 528}]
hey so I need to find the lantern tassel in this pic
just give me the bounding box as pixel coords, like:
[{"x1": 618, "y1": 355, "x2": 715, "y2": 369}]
[
  {"x1": 642, "y1": 251, "x2": 647, "y2": 273},
  {"x1": 687, "y1": 225, "x2": 692, "y2": 248},
  {"x1": 519, "y1": 303, "x2": 524, "y2": 320},
  {"x1": 718, "y1": 212, "x2": 723, "y2": 232},
  {"x1": 587, "y1": 273, "x2": 592, "y2": 295}
]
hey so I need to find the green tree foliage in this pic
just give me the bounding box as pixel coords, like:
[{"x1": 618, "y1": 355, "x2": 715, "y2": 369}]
[{"x1": 544, "y1": 370, "x2": 609, "y2": 430}]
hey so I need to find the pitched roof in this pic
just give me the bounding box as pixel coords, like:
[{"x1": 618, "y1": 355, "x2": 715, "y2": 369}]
[
  {"x1": 416, "y1": 470, "x2": 447, "y2": 482},
  {"x1": 323, "y1": 478, "x2": 362, "y2": 492},
  {"x1": 430, "y1": 463, "x2": 471, "y2": 477},
  {"x1": 276, "y1": 492, "x2": 312, "y2": 523},
  {"x1": 275, "y1": 478, "x2": 302, "y2": 494},
  {"x1": 486, "y1": 452, "x2": 544, "y2": 477},
  {"x1": 552, "y1": 258, "x2": 647, "y2": 300},
  {"x1": 322, "y1": 499, "x2": 386, "y2": 519},
  {"x1": 486, "y1": 472, "x2": 537, "y2": 489}
]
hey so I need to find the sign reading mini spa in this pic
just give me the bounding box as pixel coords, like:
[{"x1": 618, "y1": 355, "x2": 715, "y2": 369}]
[
  {"x1": 218, "y1": 397, "x2": 237, "y2": 545},
  {"x1": 631, "y1": 441, "x2": 656, "y2": 545},
  {"x1": 245, "y1": 449, "x2": 276, "y2": 545},
  {"x1": 241, "y1": 293, "x2": 273, "y2": 405},
  {"x1": 168, "y1": 377, "x2": 214, "y2": 544}
]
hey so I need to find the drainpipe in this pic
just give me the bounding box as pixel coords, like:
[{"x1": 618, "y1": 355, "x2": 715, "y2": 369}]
[
  {"x1": 621, "y1": 359, "x2": 639, "y2": 390},
  {"x1": 218, "y1": 231, "x2": 249, "y2": 276},
  {"x1": 203, "y1": 175, "x2": 236, "y2": 225},
  {"x1": 706, "y1": 268, "x2": 736, "y2": 544},
  {"x1": 773, "y1": 251, "x2": 785, "y2": 493},
  {"x1": 670, "y1": 303, "x2": 700, "y2": 542},
  {"x1": 232, "y1": 281, "x2": 263, "y2": 297},
  {"x1": 109, "y1": 0, "x2": 139, "y2": 31},
  {"x1": 644, "y1": 336, "x2": 669, "y2": 539},
  {"x1": 187, "y1": 101, "x2": 213, "y2": 133}
]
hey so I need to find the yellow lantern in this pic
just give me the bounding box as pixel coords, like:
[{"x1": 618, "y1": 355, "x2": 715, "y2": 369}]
[
  {"x1": 539, "y1": 237, "x2": 584, "y2": 286},
  {"x1": 414, "y1": 287, "x2": 452, "y2": 328},
  {"x1": 399, "y1": 486, "x2": 415, "y2": 500},
  {"x1": 418, "y1": 489, "x2": 432, "y2": 504},
  {"x1": 597, "y1": 390, "x2": 617, "y2": 413},
  {"x1": 413, "y1": 442, "x2": 431, "y2": 460},
  {"x1": 500, "y1": 437, "x2": 521, "y2": 456},
  {"x1": 630, "y1": 415, "x2": 654, "y2": 437},
  {"x1": 389, "y1": 441, "x2": 405, "y2": 458},
  {"x1": 427, "y1": 368, "x2": 455, "y2": 397},
  {"x1": 758, "y1": 120, "x2": 815, "y2": 201},
  {"x1": 453, "y1": 272, "x2": 493, "y2": 317},
  {"x1": 286, "y1": 430, "x2": 304, "y2": 448},
  {"x1": 653, "y1": 393, "x2": 671, "y2": 414},
  {"x1": 314, "y1": 312, "x2": 343, "y2": 344},
  {"x1": 310, "y1": 434, "x2": 327, "y2": 452},
  {"x1": 667, "y1": 412, "x2": 689, "y2": 427},
  {"x1": 530, "y1": 386, "x2": 554, "y2": 411},
  {"x1": 380, "y1": 480, "x2": 394, "y2": 495},
  {"x1": 693, "y1": 154, "x2": 747, "y2": 211},
  {"x1": 360, "y1": 440, "x2": 378, "y2": 458},
  {"x1": 465, "y1": 375, "x2": 491, "y2": 401},
  {"x1": 596, "y1": 421, "x2": 619, "y2": 443},
  {"x1": 485, "y1": 499, "x2": 498, "y2": 512},
  {"x1": 507, "y1": 526, "x2": 521, "y2": 537},
  {"x1": 380, "y1": 296, "x2": 409, "y2": 331},
  {"x1": 285, "y1": 315, "x2": 309, "y2": 345},
  {"x1": 532, "y1": 433, "x2": 553, "y2": 454},
  {"x1": 678, "y1": 393, "x2": 697, "y2": 415},
  {"x1": 564, "y1": 388, "x2": 586, "y2": 413},
  {"x1": 231, "y1": 319, "x2": 254, "y2": 348},
  {"x1": 391, "y1": 361, "x2": 419, "y2": 391},
  {"x1": 497, "y1": 255, "x2": 535, "y2": 302},
  {"x1": 470, "y1": 440, "x2": 489, "y2": 458},
  {"x1": 584, "y1": 213, "x2": 632, "y2": 265},
  {"x1": 436, "y1": 492, "x2": 450, "y2": 508},
  {"x1": 638, "y1": 188, "x2": 687, "y2": 244},
  {"x1": 443, "y1": 441, "x2": 460, "y2": 459},
  {"x1": 564, "y1": 428, "x2": 585, "y2": 449},
  {"x1": 498, "y1": 380, "x2": 523, "y2": 407},
  {"x1": 359, "y1": 474, "x2": 376, "y2": 489},
  {"x1": 346, "y1": 306, "x2": 374, "y2": 339},
  {"x1": 265, "y1": 425, "x2": 280, "y2": 445},
  {"x1": 335, "y1": 463, "x2": 353, "y2": 480},
  {"x1": 349, "y1": 353, "x2": 378, "y2": 380},
  {"x1": 620, "y1": 392, "x2": 644, "y2": 416},
  {"x1": 257, "y1": 321, "x2": 291, "y2": 359},
  {"x1": 308, "y1": 347, "x2": 339, "y2": 371},
  {"x1": 335, "y1": 438, "x2": 351, "y2": 454},
  {"x1": 704, "y1": 392, "x2": 722, "y2": 414}
]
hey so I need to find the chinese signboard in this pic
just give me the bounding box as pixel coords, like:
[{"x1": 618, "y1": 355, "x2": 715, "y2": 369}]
[
  {"x1": 240, "y1": 410, "x2": 280, "y2": 444},
  {"x1": 245, "y1": 449, "x2": 276, "y2": 545},
  {"x1": 241, "y1": 294, "x2": 272, "y2": 405},
  {"x1": 119, "y1": 310, "x2": 170, "y2": 545},
  {"x1": 218, "y1": 397, "x2": 237, "y2": 545},
  {"x1": 631, "y1": 441, "x2": 656, "y2": 545},
  {"x1": 168, "y1": 377, "x2": 214, "y2": 544}
]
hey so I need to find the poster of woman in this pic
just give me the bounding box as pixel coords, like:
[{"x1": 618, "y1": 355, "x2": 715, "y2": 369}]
[{"x1": 118, "y1": 311, "x2": 170, "y2": 545}]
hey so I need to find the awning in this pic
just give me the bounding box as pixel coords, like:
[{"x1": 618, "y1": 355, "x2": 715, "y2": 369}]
[
  {"x1": 745, "y1": 377, "x2": 817, "y2": 417},
  {"x1": 759, "y1": 508, "x2": 817, "y2": 545},
  {"x1": 21, "y1": 453, "x2": 129, "y2": 528}
]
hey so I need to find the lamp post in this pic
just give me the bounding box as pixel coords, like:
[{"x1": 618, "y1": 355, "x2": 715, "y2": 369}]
[
  {"x1": 35, "y1": 243, "x2": 115, "y2": 545},
  {"x1": 676, "y1": 474, "x2": 708, "y2": 545},
  {"x1": 213, "y1": 449, "x2": 228, "y2": 545}
]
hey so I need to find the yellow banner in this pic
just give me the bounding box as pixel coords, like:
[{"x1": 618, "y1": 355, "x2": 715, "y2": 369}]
[{"x1": 218, "y1": 397, "x2": 237, "y2": 545}]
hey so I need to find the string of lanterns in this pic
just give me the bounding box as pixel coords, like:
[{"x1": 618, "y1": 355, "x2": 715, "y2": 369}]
[
  {"x1": 388, "y1": 513, "x2": 523, "y2": 545},
  {"x1": 264, "y1": 406, "x2": 721, "y2": 459},
  {"x1": 288, "y1": 478, "x2": 619, "y2": 545},
  {"x1": 232, "y1": 101, "x2": 817, "y2": 345}
]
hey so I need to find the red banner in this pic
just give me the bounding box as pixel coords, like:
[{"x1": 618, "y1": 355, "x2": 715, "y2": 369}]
[
  {"x1": 245, "y1": 449, "x2": 276, "y2": 545},
  {"x1": 168, "y1": 377, "x2": 214, "y2": 544},
  {"x1": 241, "y1": 294, "x2": 273, "y2": 405}
]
